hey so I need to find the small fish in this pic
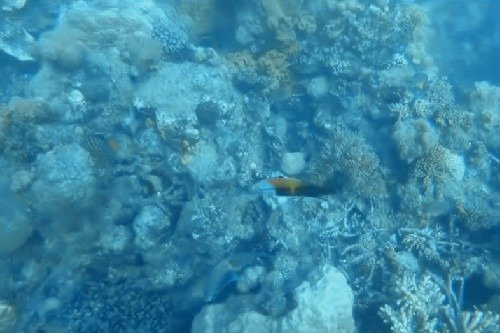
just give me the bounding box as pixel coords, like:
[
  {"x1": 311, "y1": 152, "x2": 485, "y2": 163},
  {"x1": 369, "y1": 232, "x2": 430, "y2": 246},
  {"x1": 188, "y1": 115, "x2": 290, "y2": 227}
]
[
  {"x1": 251, "y1": 175, "x2": 340, "y2": 197},
  {"x1": 204, "y1": 252, "x2": 262, "y2": 303},
  {"x1": 84, "y1": 133, "x2": 117, "y2": 166}
]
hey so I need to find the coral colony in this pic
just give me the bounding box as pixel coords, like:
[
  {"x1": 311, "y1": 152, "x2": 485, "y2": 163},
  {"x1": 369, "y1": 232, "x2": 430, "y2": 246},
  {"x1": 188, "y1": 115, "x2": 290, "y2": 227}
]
[{"x1": 0, "y1": 0, "x2": 498, "y2": 332}]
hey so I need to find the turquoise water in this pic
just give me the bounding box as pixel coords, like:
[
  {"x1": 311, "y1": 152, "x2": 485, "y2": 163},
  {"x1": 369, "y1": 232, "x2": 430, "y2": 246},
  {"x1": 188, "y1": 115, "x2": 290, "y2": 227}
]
[{"x1": 0, "y1": 1, "x2": 498, "y2": 332}]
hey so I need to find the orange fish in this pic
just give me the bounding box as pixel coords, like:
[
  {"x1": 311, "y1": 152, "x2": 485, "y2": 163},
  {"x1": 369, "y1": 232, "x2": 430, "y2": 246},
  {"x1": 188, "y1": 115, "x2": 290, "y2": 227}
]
[{"x1": 252, "y1": 176, "x2": 340, "y2": 197}]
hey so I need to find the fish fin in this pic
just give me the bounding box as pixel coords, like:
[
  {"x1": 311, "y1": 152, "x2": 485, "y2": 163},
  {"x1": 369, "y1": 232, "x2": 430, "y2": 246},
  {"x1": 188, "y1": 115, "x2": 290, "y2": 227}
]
[{"x1": 250, "y1": 179, "x2": 277, "y2": 195}]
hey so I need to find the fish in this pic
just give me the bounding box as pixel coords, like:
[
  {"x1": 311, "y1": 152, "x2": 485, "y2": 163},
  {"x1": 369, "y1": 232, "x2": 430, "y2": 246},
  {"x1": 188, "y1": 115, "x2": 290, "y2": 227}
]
[
  {"x1": 251, "y1": 175, "x2": 340, "y2": 197},
  {"x1": 84, "y1": 133, "x2": 117, "y2": 166},
  {"x1": 204, "y1": 252, "x2": 263, "y2": 303}
]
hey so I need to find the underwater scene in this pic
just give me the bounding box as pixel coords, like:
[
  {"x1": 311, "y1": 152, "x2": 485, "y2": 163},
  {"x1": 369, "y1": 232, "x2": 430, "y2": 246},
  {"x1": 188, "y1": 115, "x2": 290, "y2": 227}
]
[{"x1": 0, "y1": 0, "x2": 499, "y2": 332}]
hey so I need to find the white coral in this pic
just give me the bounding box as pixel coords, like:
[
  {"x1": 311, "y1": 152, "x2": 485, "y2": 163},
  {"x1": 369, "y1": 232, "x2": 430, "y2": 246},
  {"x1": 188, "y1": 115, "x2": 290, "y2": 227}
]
[
  {"x1": 281, "y1": 265, "x2": 355, "y2": 333},
  {"x1": 381, "y1": 272, "x2": 499, "y2": 333},
  {"x1": 458, "y1": 309, "x2": 499, "y2": 333},
  {"x1": 380, "y1": 273, "x2": 444, "y2": 333}
]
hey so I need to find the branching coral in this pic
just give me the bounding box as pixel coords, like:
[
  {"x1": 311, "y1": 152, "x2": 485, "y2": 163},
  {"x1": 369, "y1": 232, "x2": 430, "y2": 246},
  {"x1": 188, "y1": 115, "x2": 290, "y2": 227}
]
[
  {"x1": 257, "y1": 50, "x2": 291, "y2": 92},
  {"x1": 340, "y1": 231, "x2": 379, "y2": 279},
  {"x1": 455, "y1": 182, "x2": 499, "y2": 231},
  {"x1": 392, "y1": 118, "x2": 439, "y2": 163},
  {"x1": 380, "y1": 273, "x2": 445, "y2": 333},
  {"x1": 227, "y1": 50, "x2": 257, "y2": 72},
  {"x1": 414, "y1": 145, "x2": 465, "y2": 184},
  {"x1": 227, "y1": 49, "x2": 293, "y2": 93},
  {"x1": 399, "y1": 226, "x2": 458, "y2": 268},
  {"x1": 320, "y1": 125, "x2": 387, "y2": 198},
  {"x1": 427, "y1": 76, "x2": 455, "y2": 114},
  {"x1": 445, "y1": 308, "x2": 500, "y2": 333},
  {"x1": 380, "y1": 272, "x2": 499, "y2": 333}
]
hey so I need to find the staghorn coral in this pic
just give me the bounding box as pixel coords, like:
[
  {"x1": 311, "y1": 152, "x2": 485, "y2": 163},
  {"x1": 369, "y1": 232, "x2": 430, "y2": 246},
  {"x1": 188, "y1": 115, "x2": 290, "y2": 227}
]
[
  {"x1": 447, "y1": 309, "x2": 500, "y2": 333},
  {"x1": 318, "y1": 0, "x2": 420, "y2": 69},
  {"x1": 380, "y1": 272, "x2": 499, "y2": 333},
  {"x1": 339, "y1": 229, "x2": 383, "y2": 291},
  {"x1": 426, "y1": 76, "x2": 476, "y2": 138},
  {"x1": 399, "y1": 226, "x2": 458, "y2": 269},
  {"x1": 380, "y1": 273, "x2": 445, "y2": 333}
]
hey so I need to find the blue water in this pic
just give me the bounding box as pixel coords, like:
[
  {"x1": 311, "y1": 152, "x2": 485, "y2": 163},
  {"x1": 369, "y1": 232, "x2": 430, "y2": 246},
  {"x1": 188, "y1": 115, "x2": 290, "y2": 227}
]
[{"x1": 0, "y1": 1, "x2": 498, "y2": 332}]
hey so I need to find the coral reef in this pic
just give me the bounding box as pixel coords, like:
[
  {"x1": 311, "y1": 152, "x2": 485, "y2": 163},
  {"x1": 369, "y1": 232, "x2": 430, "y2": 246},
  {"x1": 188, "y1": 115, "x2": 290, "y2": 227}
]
[
  {"x1": 62, "y1": 279, "x2": 183, "y2": 332},
  {"x1": 380, "y1": 273, "x2": 499, "y2": 333},
  {"x1": 0, "y1": 0, "x2": 498, "y2": 332},
  {"x1": 192, "y1": 265, "x2": 355, "y2": 333},
  {"x1": 320, "y1": 125, "x2": 387, "y2": 198},
  {"x1": 30, "y1": 143, "x2": 96, "y2": 221},
  {"x1": 133, "y1": 205, "x2": 171, "y2": 250},
  {"x1": 392, "y1": 118, "x2": 439, "y2": 163},
  {"x1": 0, "y1": 182, "x2": 32, "y2": 254}
]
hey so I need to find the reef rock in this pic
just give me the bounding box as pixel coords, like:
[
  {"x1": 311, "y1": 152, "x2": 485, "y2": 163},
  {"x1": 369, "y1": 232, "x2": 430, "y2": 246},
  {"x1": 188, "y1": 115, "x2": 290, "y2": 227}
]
[
  {"x1": 191, "y1": 264, "x2": 355, "y2": 333},
  {"x1": 31, "y1": 143, "x2": 96, "y2": 220}
]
